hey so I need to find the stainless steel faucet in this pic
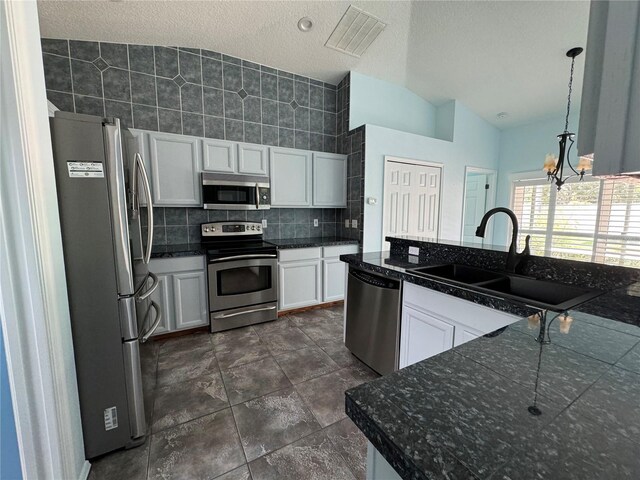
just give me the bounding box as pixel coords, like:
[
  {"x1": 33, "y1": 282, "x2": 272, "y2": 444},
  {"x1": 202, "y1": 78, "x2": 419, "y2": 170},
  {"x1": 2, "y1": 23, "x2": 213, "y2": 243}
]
[{"x1": 475, "y1": 207, "x2": 531, "y2": 273}]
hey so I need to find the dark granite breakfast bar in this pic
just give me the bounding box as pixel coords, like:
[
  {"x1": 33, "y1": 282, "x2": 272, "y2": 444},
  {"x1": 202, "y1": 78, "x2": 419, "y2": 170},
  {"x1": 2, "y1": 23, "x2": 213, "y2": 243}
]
[{"x1": 342, "y1": 236, "x2": 640, "y2": 480}]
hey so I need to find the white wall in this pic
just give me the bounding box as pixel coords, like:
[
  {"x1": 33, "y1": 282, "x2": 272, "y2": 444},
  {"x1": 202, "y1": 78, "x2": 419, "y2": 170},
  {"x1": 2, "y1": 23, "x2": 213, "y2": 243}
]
[
  {"x1": 363, "y1": 101, "x2": 501, "y2": 252},
  {"x1": 349, "y1": 71, "x2": 438, "y2": 137}
]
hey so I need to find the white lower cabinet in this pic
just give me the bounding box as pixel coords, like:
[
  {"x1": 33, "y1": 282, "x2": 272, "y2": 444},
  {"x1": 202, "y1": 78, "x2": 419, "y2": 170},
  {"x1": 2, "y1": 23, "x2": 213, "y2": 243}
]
[
  {"x1": 278, "y1": 259, "x2": 322, "y2": 310},
  {"x1": 148, "y1": 256, "x2": 208, "y2": 336},
  {"x1": 278, "y1": 244, "x2": 358, "y2": 311},
  {"x1": 399, "y1": 282, "x2": 519, "y2": 368}
]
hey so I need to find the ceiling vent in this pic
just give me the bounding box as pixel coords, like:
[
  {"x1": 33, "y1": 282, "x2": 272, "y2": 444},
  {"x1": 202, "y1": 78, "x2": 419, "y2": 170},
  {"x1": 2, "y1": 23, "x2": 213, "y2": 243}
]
[{"x1": 325, "y1": 5, "x2": 386, "y2": 58}]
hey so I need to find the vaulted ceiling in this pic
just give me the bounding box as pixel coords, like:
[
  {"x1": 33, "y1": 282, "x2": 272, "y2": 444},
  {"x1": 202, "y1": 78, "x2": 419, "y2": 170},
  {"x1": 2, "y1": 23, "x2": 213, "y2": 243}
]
[{"x1": 37, "y1": 0, "x2": 590, "y2": 128}]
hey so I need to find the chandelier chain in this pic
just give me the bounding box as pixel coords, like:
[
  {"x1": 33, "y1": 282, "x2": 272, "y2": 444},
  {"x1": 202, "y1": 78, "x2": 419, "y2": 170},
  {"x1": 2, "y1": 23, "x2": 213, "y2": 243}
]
[{"x1": 564, "y1": 55, "x2": 575, "y2": 132}]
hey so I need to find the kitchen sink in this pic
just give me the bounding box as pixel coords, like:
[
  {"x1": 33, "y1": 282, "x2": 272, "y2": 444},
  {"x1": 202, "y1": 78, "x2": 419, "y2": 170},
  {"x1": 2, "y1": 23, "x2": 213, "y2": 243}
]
[
  {"x1": 407, "y1": 263, "x2": 603, "y2": 311},
  {"x1": 409, "y1": 264, "x2": 505, "y2": 285}
]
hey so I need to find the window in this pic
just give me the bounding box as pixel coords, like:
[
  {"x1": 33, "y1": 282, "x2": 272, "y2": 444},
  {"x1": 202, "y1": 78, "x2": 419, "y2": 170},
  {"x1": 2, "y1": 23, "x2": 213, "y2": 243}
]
[{"x1": 511, "y1": 177, "x2": 640, "y2": 268}]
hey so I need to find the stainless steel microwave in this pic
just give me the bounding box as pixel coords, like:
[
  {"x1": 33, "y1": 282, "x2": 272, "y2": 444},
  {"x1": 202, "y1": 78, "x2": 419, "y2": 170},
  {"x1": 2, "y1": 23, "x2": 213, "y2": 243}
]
[{"x1": 202, "y1": 173, "x2": 271, "y2": 210}]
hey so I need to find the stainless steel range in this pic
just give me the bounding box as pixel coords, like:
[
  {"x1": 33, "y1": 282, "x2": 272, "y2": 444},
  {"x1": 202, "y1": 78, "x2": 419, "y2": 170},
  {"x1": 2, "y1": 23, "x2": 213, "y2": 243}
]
[{"x1": 202, "y1": 221, "x2": 278, "y2": 332}]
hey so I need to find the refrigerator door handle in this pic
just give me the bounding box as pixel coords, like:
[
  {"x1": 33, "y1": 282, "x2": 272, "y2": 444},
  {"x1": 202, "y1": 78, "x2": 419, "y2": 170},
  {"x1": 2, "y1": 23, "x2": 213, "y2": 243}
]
[
  {"x1": 135, "y1": 153, "x2": 154, "y2": 264},
  {"x1": 136, "y1": 272, "x2": 159, "y2": 302},
  {"x1": 140, "y1": 301, "x2": 162, "y2": 343}
]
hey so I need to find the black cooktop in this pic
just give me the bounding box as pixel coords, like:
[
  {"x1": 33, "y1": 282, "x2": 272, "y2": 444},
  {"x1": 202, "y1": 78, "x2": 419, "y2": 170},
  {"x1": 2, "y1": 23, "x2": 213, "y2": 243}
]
[{"x1": 204, "y1": 238, "x2": 277, "y2": 258}]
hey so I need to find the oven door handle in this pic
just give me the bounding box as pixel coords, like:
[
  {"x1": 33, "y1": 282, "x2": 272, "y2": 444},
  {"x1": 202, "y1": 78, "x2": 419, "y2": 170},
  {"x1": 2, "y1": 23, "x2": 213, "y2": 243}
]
[
  {"x1": 212, "y1": 305, "x2": 277, "y2": 319},
  {"x1": 209, "y1": 254, "x2": 277, "y2": 263},
  {"x1": 255, "y1": 183, "x2": 260, "y2": 209}
]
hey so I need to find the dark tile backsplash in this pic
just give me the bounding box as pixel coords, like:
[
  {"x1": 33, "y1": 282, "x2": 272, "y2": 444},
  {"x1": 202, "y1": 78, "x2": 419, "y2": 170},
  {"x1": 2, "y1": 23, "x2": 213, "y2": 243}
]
[
  {"x1": 41, "y1": 38, "x2": 339, "y2": 152},
  {"x1": 143, "y1": 207, "x2": 343, "y2": 245}
]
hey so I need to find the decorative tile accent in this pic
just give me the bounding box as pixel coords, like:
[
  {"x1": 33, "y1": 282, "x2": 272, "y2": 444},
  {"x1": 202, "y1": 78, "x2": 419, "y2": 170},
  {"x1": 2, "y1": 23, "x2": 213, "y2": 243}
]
[
  {"x1": 237, "y1": 88, "x2": 248, "y2": 100},
  {"x1": 172, "y1": 74, "x2": 186, "y2": 86},
  {"x1": 92, "y1": 57, "x2": 109, "y2": 71}
]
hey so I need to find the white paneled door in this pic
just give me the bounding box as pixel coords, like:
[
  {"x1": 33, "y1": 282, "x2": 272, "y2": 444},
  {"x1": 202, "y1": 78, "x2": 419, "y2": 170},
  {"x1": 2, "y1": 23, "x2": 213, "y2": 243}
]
[
  {"x1": 382, "y1": 159, "x2": 441, "y2": 249},
  {"x1": 462, "y1": 173, "x2": 488, "y2": 244}
]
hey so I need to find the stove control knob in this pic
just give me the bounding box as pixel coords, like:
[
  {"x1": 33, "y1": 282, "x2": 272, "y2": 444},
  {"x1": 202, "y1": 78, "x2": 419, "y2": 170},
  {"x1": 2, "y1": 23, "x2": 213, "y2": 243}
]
[
  {"x1": 250, "y1": 225, "x2": 255, "y2": 230},
  {"x1": 257, "y1": 225, "x2": 261, "y2": 231},
  {"x1": 203, "y1": 227, "x2": 209, "y2": 232},
  {"x1": 212, "y1": 227, "x2": 216, "y2": 232}
]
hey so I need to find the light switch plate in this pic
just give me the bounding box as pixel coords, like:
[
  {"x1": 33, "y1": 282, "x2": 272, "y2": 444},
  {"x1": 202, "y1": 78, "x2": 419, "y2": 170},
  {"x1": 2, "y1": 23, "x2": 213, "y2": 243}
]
[
  {"x1": 345, "y1": 219, "x2": 350, "y2": 228},
  {"x1": 408, "y1": 246, "x2": 420, "y2": 256},
  {"x1": 313, "y1": 218, "x2": 319, "y2": 227},
  {"x1": 351, "y1": 219, "x2": 358, "y2": 229},
  {"x1": 262, "y1": 219, "x2": 268, "y2": 228}
]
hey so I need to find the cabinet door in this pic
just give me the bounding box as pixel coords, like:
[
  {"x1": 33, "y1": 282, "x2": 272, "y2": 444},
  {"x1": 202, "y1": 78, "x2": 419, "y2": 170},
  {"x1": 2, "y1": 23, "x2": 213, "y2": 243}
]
[
  {"x1": 238, "y1": 143, "x2": 269, "y2": 175},
  {"x1": 322, "y1": 258, "x2": 348, "y2": 302},
  {"x1": 399, "y1": 306, "x2": 454, "y2": 369},
  {"x1": 270, "y1": 148, "x2": 312, "y2": 207},
  {"x1": 278, "y1": 260, "x2": 321, "y2": 310},
  {"x1": 202, "y1": 138, "x2": 236, "y2": 173},
  {"x1": 454, "y1": 327, "x2": 481, "y2": 347},
  {"x1": 149, "y1": 273, "x2": 173, "y2": 336},
  {"x1": 172, "y1": 270, "x2": 208, "y2": 330},
  {"x1": 313, "y1": 152, "x2": 347, "y2": 207},
  {"x1": 148, "y1": 132, "x2": 201, "y2": 206}
]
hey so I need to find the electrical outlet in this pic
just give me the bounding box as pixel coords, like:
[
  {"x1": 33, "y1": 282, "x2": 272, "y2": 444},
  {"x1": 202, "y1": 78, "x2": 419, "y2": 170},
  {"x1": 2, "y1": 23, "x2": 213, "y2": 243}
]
[
  {"x1": 262, "y1": 219, "x2": 268, "y2": 228},
  {"x1": 313, "y1": 218, "x2": 319, "y2": 227},
  {"x1": 351, "y1": 219, "x2": 358, "y2": 229},
  {"x1": 408, "y1": 246, "x2": 420, "y2": 256},
  {"x1": 345, "y1": 219, "x2": 350, "y2": 228}
]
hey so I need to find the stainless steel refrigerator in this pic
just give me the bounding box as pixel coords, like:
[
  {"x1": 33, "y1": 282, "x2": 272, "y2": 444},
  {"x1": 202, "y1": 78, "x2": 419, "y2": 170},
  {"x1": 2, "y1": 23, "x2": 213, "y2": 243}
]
[{"x1": 50, "y1": 111, "x2": 161, "y2": 459}]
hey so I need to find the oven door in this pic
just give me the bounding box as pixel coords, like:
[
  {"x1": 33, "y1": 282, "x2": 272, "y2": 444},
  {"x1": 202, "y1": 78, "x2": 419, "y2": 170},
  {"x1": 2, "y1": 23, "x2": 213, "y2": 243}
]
[{"x1": 208, "y1": 255, "x2": 277, "y2": 311}]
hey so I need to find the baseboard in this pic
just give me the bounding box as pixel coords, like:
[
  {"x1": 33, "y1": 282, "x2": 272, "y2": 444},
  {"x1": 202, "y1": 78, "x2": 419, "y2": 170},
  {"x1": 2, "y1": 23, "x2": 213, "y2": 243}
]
[
  {"x1": 278, "y1": 300, "x2": 344, "y2": 317},
  {"x1": 78, "y1": 460, "x2": 91, "y2": 480}
]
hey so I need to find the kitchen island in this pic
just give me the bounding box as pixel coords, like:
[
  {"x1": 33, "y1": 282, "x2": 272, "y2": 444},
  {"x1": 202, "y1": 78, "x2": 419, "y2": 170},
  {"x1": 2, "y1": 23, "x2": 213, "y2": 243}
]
[{"x1": 341, "y1": 237, "x2": 640, "y2": 479}]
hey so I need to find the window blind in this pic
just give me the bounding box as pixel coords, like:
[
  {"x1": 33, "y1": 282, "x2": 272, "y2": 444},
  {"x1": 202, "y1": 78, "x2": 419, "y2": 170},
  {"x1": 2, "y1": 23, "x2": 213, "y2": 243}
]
[{"x1": 511, "y1": 177, "x2": 640, "y2": 268}]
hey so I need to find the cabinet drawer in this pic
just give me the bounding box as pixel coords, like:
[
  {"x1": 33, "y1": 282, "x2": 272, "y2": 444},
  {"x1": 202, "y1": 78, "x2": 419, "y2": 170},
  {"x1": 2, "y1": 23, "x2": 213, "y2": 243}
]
[
  {"x1": 149, "y1": 255, "x2": 205, "y2": 274},
  {"x1": 323, "y1": 244, "x2": 358, "y2": 258},
  {"x1": 278, "y1": 247, "x2": 321, "y2": 262}
]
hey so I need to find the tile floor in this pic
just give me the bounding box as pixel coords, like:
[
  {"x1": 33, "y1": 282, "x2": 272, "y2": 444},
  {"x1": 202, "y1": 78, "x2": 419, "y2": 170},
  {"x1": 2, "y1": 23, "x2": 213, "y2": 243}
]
[{"x1": 89, "y1": 305, "x2": 378, "y2": 480}]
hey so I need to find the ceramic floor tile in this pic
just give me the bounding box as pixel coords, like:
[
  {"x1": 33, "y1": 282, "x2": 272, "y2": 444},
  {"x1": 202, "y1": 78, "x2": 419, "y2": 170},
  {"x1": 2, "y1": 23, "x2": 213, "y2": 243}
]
[
  {"x1": 295, "y1": 368, "x2": 364, "y2": 427},
  {"x1": 248, "y1": 429, "x2": 356, "y2": 480},
  {"x1": 156, "y1": 345, "x2": 219, "y2": 386},
  {"x1": 296, "y1": 318, "x2": 344, "y2": 343},
  {"x1": 158, "y1": 332, "x2": 213, "y2": 358},
  {"x1": 215, "y1": 336, "x2": 271, "y2": 370},
  {"x1": 222, "y1": 357, "x2": 292, "y2": 405},
  {"x1": 211, "y1": 325, "x2": 260, "y2": 348},
  {"x1": 87, "y1": 441, "x2": 149, "y2": 480},
  {"x1": 315, "y1": 339, "x2": 361, "y2": 368},
  {"x1": 232, "y1": 387, "x2": 321, "y2": 461},
  {"x1": 259, "y1": 327, "x2": 315, "y2": 355},
  {"x1": 324, "y1": 418, "x2": 368, "y2": 480},
  {"x1": 274, "y1": 346, "x2": 340, "y2": 384},
  {"x1": 251, "y1": 316, "x2": 295, "y2": 335},
  {"x1": 152, "y1": 371, "x2": 229, "y2": 432},
  {"x1": 214, "y1": 465, "x2": 252, "y2": 480},
  {"x1": 148, "y1": 409, "x2": 245, "y2": 480}
]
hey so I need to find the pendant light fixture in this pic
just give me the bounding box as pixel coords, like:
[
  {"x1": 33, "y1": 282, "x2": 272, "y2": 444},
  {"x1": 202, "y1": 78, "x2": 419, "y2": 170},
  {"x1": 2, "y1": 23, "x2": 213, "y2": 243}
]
[{"x1": 544, "y1": 47, "x2": 592, "y2": 190}]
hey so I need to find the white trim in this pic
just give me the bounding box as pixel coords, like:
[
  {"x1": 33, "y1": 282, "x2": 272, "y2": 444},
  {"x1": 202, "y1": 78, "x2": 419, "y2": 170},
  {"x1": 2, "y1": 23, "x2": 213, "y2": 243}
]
[
  {"x1": 460, "y1": 166, "x2": 497, "y2": 244},
  {"x1": 1, "y1": 1, "x2": 87, "y2": 479}
]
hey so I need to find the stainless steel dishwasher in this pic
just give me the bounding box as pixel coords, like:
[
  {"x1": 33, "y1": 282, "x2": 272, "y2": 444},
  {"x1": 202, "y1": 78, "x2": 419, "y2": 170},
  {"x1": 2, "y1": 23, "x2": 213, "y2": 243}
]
[{"x1": 345, "y1": 266, "x2": 401, "y2": 375}]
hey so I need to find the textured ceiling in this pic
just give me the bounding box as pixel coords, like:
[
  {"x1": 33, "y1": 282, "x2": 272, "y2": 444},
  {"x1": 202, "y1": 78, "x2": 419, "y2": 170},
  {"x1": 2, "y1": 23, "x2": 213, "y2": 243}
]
[{"x1": 37, "y1": 0, "x2": 590, "y2": 128}]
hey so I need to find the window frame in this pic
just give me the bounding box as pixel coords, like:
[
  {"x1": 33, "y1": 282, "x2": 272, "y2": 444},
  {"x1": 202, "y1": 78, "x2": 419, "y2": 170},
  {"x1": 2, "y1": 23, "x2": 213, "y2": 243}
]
[{"x1": 509, "y1": 172, "x2": 640, "y2": 266}]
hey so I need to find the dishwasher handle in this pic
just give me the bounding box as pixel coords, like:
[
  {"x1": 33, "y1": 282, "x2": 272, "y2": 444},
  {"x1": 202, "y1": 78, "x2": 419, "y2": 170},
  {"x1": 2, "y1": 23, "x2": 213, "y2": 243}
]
[{"x1": 349, "y1": 268, "x2": 400, "y2": 290}]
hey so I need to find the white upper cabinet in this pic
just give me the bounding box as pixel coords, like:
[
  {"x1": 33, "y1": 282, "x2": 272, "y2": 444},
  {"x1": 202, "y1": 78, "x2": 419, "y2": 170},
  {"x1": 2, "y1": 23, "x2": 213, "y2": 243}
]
[
  {"x1": 148, "y1": 132, "x2": 202, "y2": 206},
  {"x1": 313, "y1": 152, "x2": 347, "y2": 207},
  {"x1": 579, "y1": 0, "x2": 640, "y2": 175},
  {"x1": 202, "y1": 140, "x2": 268, "y2": 176},
  {"x1": 270, "y1": 147, "x2": 313, "y2": 207},
  {"x1": 202, "y1": 138, "x2": 236, "y2": 173},
  {"x1": 238, "y1": 143, "x2": 269, "y2": 175}
]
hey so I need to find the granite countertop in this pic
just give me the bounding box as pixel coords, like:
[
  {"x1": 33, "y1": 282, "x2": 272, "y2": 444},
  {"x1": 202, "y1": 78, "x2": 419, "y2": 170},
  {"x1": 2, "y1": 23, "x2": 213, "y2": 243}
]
[
  {"x1": 266, "y1": 236, "x2": 358, "y2": 249},
  {"x1": 342, "y1": 244, "x2": 640, "y2": 479},
  {"x1": 150, "y1": 236, "x2": 358, "y2": 258}
]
